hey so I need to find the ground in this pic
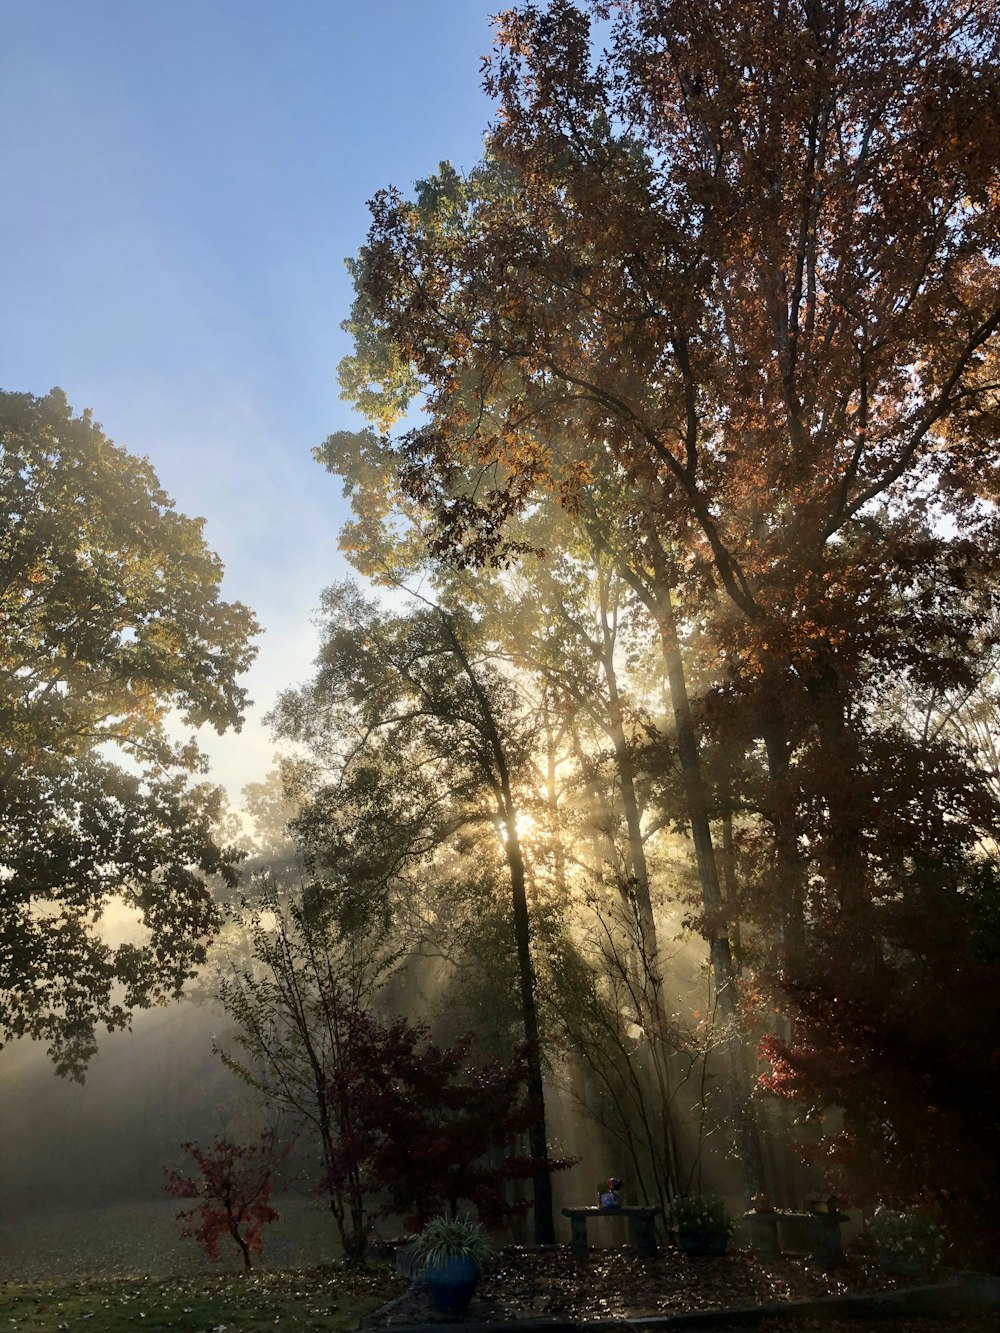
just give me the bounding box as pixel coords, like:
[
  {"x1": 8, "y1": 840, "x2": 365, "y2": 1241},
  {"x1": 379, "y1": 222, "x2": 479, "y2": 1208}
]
[
  {"x1": 0, "y1": 1207, "x2": 995, "y2": 1332},
  {"x1": 0, "y1": 1198, "x2": 342, "y2": 1283},
  {"x1": 459, "y1": 1244, "x2": 899, "y2": 1319},
  {"x1": 367, "y1": 1244, "x2": 998, "y2": 1331},
  {"x1": 0, "y1": 1266, "x2": 398, "y2": 1333}
]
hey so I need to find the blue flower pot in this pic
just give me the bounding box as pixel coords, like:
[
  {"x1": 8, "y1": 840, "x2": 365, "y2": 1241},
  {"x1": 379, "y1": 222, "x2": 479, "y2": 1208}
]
[{"x1": 426, "y1": 1254, "x2": 480, "y2": 1314}]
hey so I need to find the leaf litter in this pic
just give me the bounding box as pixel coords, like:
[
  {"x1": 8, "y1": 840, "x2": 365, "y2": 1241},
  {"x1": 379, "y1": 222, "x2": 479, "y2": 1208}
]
[{"x1": 0, "y1": 1265, "x2": 398, "y2": 1333}]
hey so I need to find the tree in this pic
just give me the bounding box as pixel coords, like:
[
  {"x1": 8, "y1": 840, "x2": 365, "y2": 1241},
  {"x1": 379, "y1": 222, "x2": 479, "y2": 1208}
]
[
  {"x1": 316, "y1": 432, "x2": 742, "y2": 1210},
  {"x1": 343, "y1": 0, "x2": 1000, "y2": 883},
  {"x1": 0, "y1": 388, "x2": 258, "y2": 1077},
  {"x1": 218, "y1": 875, "x2": 568, "y2": 1253},
  {"x1": 217, "y1": 876, "x2": 398, "y2": 1262},
  {"x1": 336, "y1": 0, "x2": 1000, "y2": 1203},
  {"x1": 165, "y1": 1131, "x2": 287, "y2": 1272},
  {"x1": 348, "y1": 0, "x2": 999, "y2": 647},
  {"x1": 320, "y1": 1000, "x2": 568, "y2": 1230},
  {"x1": 270, "y1": 582, "x2": 560, "y2": 1242},
  {"x1": 760, "y1": 840, "x2": 1000, "y2": 1265}
]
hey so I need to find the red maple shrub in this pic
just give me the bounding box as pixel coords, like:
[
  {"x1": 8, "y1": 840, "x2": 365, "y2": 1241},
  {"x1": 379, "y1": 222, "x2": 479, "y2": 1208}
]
[
  {"x1": 316, "y1": 990, "x2": 570, "y2": 1231},
  {"x1": 164, "y1": 1130, "x2": 288, "y2": 1271}
]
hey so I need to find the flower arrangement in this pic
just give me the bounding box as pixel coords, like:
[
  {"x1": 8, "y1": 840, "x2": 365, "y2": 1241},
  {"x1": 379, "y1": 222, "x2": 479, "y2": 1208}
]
[
  {"x1": 597, "y1": 1176, "x2": 623, "y2": 1209},
  {"x1": 670, "y1": 1194, "x2": 733, "y2": 1240},
  {"x1": 410, "y1": 1212, "x2": 496, "y2": 1268},
  {"x1": 867, "y1": 1208, "x2": 943, "y2": 1269}
]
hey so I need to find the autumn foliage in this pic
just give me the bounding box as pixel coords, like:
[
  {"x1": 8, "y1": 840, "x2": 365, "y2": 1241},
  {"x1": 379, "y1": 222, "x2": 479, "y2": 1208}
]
[
  {"x1": 164, "y1": 1131, "x2": 287, "y2": 1272},
  {"x1": 0, "y1": 388, "x2": 257, "y2": 1078},
  {"x1": 758, "y1": 846, "x2": 1000, "y2": 1265},
  {"x1": 332, "y1": 0, "x2": 1000, "y2": 1246},
  {"x1": 316, "y1": 990, "x2": 568, "y2": 1231}
]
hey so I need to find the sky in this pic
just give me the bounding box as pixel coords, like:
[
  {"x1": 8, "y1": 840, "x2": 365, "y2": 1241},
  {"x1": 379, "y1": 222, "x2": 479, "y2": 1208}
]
[{"x1": 0, "y1": 0, "x2": 500, "y2": 808}]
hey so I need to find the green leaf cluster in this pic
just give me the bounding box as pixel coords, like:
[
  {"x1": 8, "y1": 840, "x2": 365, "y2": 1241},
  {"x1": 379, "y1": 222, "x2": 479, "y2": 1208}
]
[
  {"x1": 410, "y1": 1212, "x2": 496, "y2": 1267},
  {"x1": 867, "y1": 1207, "x2": 943, "y2": 1262},
  {"x1": 669, "y1": 1194, "x2": 733, "y2": 1240},
  {"x1": 0, "y1": 388, "x2": 259, "y2": 1076}
]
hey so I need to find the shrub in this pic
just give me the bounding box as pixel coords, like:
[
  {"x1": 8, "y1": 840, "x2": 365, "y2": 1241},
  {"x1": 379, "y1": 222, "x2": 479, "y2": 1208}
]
[
  {"x1": 868, "y1": 1208, "x2": 943, "y2": 1264},
  {"x1": 670, "y1": 1194, "x2": 733, "y2": 1239},
  {"x1": 164, "y1": 1131, "x2": 288, "y2": 1271}
]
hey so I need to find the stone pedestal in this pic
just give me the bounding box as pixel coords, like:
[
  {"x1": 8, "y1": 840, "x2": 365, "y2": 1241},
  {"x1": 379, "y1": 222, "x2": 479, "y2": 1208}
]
[
  {"x1": 805, "y1": 1210, "x2": 849, "y2": 1269},
  {"x1": 745, "y1": 1210, "x2": 781, "y2": 1259}
]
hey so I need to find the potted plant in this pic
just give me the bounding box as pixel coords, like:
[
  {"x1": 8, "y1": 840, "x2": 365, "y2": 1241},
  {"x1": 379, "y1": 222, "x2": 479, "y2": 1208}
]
[
  {"x1": 670, "y1": 1194, "x2": 733, "y2": 1257},
  {"x1": 411, "y1": 1212, "x2": 495, "y2": 1315},
  {"x1": 867, "y1": 1207, "x2": 943, "y2": 1278}
]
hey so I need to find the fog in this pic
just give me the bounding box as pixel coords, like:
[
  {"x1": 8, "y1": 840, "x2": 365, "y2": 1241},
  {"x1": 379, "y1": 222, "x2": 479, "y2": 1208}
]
[
  {"x1": 0, "y1": 1000, "x2": 235, "y2": 1217},
  {"x1": 0, "y1": 890, "x2": 793, "y2": 1277}
]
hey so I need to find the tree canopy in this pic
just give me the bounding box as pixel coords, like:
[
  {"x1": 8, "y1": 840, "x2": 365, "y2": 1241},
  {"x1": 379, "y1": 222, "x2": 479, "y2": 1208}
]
[
  {"x1": 326, "y1": 0, "x2": 1000, "y2": 1256},
  {"x1": 0, "y1": 387, "x2": 258, "y2": 1077}
]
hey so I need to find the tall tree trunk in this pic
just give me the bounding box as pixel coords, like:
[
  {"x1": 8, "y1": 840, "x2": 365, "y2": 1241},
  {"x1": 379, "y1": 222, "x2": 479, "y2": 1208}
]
[
  {"x1": 758, "y1": 675, "x2": 807, "y2": 975},
  {"x1": 501, "y1": 796, "x2": 556, "y2": 1242},
  {"x1": 810, "y1": 666, "x2": 881, "y2": 972},
  {"x1": 440, "y1": 612, "x2": 555, "y2": 1243},
  {"x1": 543, "y1": 694, "x2": 569, "y2": 901},
  {"x1": 720, "y1": 801, "x2": 743, "y2": 969},
  {"x1": 641, "y1": 538, "x2": 765, "y2": 1198},
  {"x1": 582, "y1": 508, "x2": 764, "y2": 1196},
  {"x1": 596, "y1": 563, "x2": 681, "y2": 1201},
  {"x1": 597, "y1": 564, "x2": 660, "y2": 966}
]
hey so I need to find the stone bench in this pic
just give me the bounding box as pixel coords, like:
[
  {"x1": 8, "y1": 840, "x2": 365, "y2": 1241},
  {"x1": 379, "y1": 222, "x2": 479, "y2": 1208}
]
[
  {"x1": 744, "y1": 1207, "x2": 849, "y2": 1269},
  {"x1": 562, "y1": 1205, "x2": 662, "y2": 1258}
]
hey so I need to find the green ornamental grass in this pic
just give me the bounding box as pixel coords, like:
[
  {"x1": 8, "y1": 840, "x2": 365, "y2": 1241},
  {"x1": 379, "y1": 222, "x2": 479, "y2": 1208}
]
[{"x1": 410, "y1": 1214, "x2": 496, "y2": 1267}]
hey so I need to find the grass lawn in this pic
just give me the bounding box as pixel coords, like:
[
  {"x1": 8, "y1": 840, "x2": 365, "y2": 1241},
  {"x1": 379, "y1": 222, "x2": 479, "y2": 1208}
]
[
  {"x1": 0, "y1": 1197, "x2": 355, "y2": 1284},
  {"x1": 0, "y1": 1264, "x2": 403, "y2": 1333}
]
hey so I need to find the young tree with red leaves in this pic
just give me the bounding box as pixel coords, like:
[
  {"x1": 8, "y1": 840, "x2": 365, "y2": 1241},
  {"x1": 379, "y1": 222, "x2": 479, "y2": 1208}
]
[
  {"x1": 218, "y1": 868, "x2": 567, "y2": 1254},
  {"x1": 164, "y1": 1131, "x2": 286, "y2": 1272},
  {"x1": 217, "y1": 878, "x2": 397, "y2": 1263},
  {"x1": 322, "y1": 1000, "x2": 569, "y2": 1230}
]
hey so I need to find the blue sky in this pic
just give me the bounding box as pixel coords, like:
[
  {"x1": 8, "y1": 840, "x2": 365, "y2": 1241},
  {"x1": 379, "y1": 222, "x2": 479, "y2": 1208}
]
[{"x1": 0, "y1": 0, "x2": 499, "y2": 805}]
